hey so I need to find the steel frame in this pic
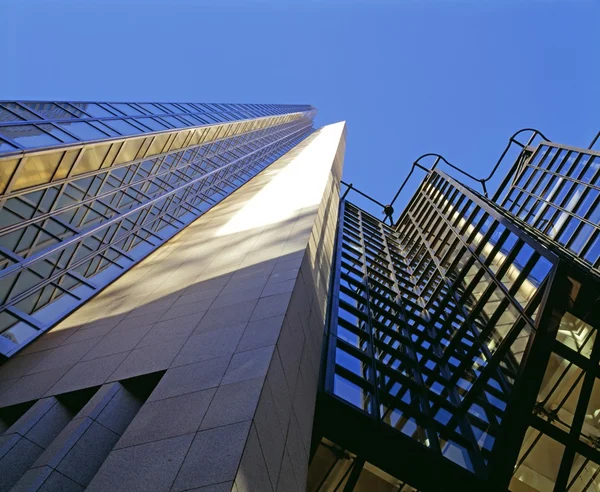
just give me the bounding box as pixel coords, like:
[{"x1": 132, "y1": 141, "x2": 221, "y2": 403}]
[{"x1": 312, "y1": 128, "x2": 600, "y2": 491}]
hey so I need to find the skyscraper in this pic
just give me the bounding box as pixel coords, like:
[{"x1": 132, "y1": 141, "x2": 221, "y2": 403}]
[
  {"x1": 308, "y1": 131, "x2": 600, "y2": 491},
  {"x1": 0, "y1": 102, "x2": 598, "y2": 492},
  {"x1": 0, "y1": 100, "x2": 344, "y2": 491}
]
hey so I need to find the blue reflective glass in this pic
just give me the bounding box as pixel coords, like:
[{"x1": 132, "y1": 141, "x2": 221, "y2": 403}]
[
  {"x1": 514, "y1": 243, "x2": 534, "y2": 269},
  {"x1": 2, "y1": 125, "x2": 61, "y2": 148},
  {"x1": 1, "y1": 320, "x2": 38, "y2": 344},
  {"x1": 442, "y1": 440, "x2": 474, "y2": 472},
  {"x1": 135, "y1": 118, "x2": 169, "y2": 132},
  {"x1": 1, "y1": 103, "x2": 41, "y2": 121},
  {"x1": 333, "y1": 373, "x2": 371, "y2": 413},
  {"x1": 0, "y1": 139, "x2": 17, "y2": 153},
  {"x1": 569, "y1": 223, "x2": 594, "y2": 254},
  {"x1": 71, "y1": 103, "x2": 116, "y2": 118},
  {"x1": 336, "y1": 347, "x2": 369, "y2": 378},
  {"x1": 104, "y1": 118, "x2": 143, "y2": 136},
  {"x1": 23, "y1": 102, "x2": 77, "y2": 120},
  {"x1": 529, "y1": 257, "x2": 553, "y2": 286},
  {"x1": 529, "y1": 146, "x2": 547, "y2": 167},
  {"x1": 0, "y1": 107, "x2": 23, "y2": 123},
  {"x1": 337, "y1": 325, "x2": 363, "y2": 348},
  {"x1": 553, "y1": 179, "x2": 573, "y2": 206},
  {"x1": 139, "y1": 103, "x2": 167, "y2": 115},
  {"x1": 111, "y1": 103, "x2": 145, "y2": 116},
  {"x1": 37, "y1": 124, "x2": 77, "y2": 143},
  {"x1": 576, "y1": 189, "x2": 599, "y2": 217},
  {"x1": 583, "y1": 234, "x2": 600, "y2": 265},
  {"x1": 558, "y1": 217, "x2": 579, "y2": 246},
  {"x1": 161, "y1": 116, "x2": 186, "y2": 128},
  {"x1": 589, "y1": 201, "x2": 600, "y2": 223},
  {"x1": 579, "y1": 156, "x2": 598, "y2": 183},
  {"x1": 59, "y1": 121, "x2": 109, "y2": 140}
]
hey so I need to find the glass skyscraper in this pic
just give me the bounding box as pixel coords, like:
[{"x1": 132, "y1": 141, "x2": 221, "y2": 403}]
[
  {"x1": 309, "y1": 131, "x2": 600, "y2": 491},
  {"x1": 0, "y1": 102, "x2": 598, "y2": 492},
  {"x1": 0, "y1": 101, "x2": 314, "y2": 357}
]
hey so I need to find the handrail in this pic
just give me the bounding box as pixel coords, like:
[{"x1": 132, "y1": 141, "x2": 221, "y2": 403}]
[
  {"x1": 387, "y1": 128, "x2": 549, "y2": 223},
  {"x1": 340, "y1": 181, "x2": 396, "y2": 225},
  {"x1": 340, "y1": 128, "x2": 551, "y2": 226}
]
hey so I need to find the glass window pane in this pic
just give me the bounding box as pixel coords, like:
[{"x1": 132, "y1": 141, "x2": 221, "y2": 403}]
[
  {"x1": 583, "y1": 233, "x2": 600, "y2": 265},
  {"x1": 580, "y1": 156, "x2": 599, "y2": 183},
  {"x1": 111, "y1": 103, "x2": 144, "y2": 116},
  {"x1": 589, "y1": 201, "x2": 600, "y2": 223},
  {"x1": 1, "y1": 124, "x2": 61, "y2": 148},
  {"x1": 135, "y1": 117, "x2": 168, "y2": 132},
  {"x1": 529, "y1": 256, "x2": 553, "y2": 287},
  {"x1": 1, "y1": 320, "x2": 38, "y2": 345},
  {"x1": 37, "y1": 124, "x2": 77, "y2": 143},
  {"x1": 569, "y1": 223, "x2": 594, "y2": 255},
  {"x1": 441, "y1": 439, "x2": 473, "y2": 472},
  {"x1": 336, "y1": 347, "x2": 370, "y2": 379},
  {"x1": 567, "y1": 453, "x2": 600, "y2": 492},
  {"x1": 334, "y1": 373, "x2": 372, "y2": 413},
  {"x1": 71, "y1": 103, "x2": 117, "y2": 118},
  {"x1": 2, "y1": 103, "x2": 41, "y2": 120},
  {"x1": 557, "y1": 312, "x2": 595, "y2": 358},
  {"x1": 22, "y1": 102, "x2": 77, "y2": 120},
  {"x1": 104, "y1": 118, "x2": 143, "y2": 136},
  {"x1": 139, "y1": 103, "x2": 167, "y2": 115},
  {"x1": 512, "y1": 429, "x2": 565, "y2": 491},
  {"x1": 0, "y1": 106, "x2": 23, "y2": 122},
  {"x1": 59, "y1": 103, "x2": 88, "y2": 118},
  {"x1": 59, "y1": 121, "x2": 108, "y2": 140},
  {"x1": 0, "y1": 138, "x2": 18, "y2": 153},
  {"x1": 161, "y1": 116, "x2": 187, "y2": 128}
]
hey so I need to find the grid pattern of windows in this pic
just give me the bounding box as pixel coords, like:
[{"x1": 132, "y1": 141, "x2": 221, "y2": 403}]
[
  {"x1": 0, "y1": 101, "x2": 315, "y2": 358},
  {"x1": 0, "y1": 101, "x2": 313, "y2": 155},
  {"x1": 325, "y1": 170, "x2": 557, "y2": 479},
  {"x1": 501, "y1": 143, "x2": 600, "y2": 271},
  {"x1": 511, "y1": 275, "x2": 600, "y2": 492}
]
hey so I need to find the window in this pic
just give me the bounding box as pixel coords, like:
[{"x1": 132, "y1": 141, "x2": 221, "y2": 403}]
[
  {"x1": 1, "y1": 125, "x2": 61, "y2": 148},
  {"x1": 59, "y1": 121, "x2": 109, "y2": 140}
]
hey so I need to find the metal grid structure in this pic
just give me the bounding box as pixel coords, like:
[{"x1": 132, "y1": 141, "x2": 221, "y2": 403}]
[
  {"x1": 498, "y1": 142, "x2": 600, "y2": 272},
  {"x1": 317, "y1": 169, "x2": 558, "y2": 489},
  {"x1": 0, "y1": 101, "x2": 312, "y2": 155},
  {"x1": 0, "y1": 101, "x2": 315, "y2": 358},
  {"x1": 311, "y1": 134, "x2": 600, "y2": 491}
]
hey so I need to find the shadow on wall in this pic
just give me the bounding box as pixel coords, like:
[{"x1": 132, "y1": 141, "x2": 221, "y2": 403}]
[
  {"x1": 0, "y1": 122, "x2": 341, "y2": 492},
  {"x1": 0, "y1": 209, "x2": 317, "y2": 400}
]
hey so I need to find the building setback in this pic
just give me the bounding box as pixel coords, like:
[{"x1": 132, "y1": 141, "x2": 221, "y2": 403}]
[{"x1": 0, "y1": 102, "x2": 598, "y2": 491}]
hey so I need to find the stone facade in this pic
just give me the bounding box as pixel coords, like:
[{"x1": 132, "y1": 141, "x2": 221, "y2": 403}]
[{"x1": 0, "y1": 122, "x2": 346, "y2": 491}]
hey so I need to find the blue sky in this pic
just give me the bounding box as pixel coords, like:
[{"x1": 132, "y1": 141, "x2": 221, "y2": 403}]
[{"x1": 2, "y1": 0, "x2": 599, "y2": 216}]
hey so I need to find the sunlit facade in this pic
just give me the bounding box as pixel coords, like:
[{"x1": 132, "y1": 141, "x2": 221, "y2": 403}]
[
  {"x1": 0, "y1": 102, "x2": 342, "y2": 492},
  {"x1": 1, "y1": 102, "x2": 599, "y2": 491},
  {"x1": 0, "y1": 100, "x2": 315, "y2": 357},
  {"x1": 309, "y1": 137, "x2": 600, "y2": 491}
]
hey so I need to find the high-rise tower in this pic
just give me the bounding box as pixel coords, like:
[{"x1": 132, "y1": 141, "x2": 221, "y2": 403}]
[
  {"x1": 1, "y1": 103, "x2": 599, "y2": 492},
  {"x1": 309, "y1": 131, "x2": 600, "y2": 492},
  {"x1": 0, "y1": 100, "x2": 345, "y2": 492}
]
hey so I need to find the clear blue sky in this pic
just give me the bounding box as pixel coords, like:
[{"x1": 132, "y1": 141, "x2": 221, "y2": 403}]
[{"x1": 2, "y1": 0, "x2": 599, "y2": 216}]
